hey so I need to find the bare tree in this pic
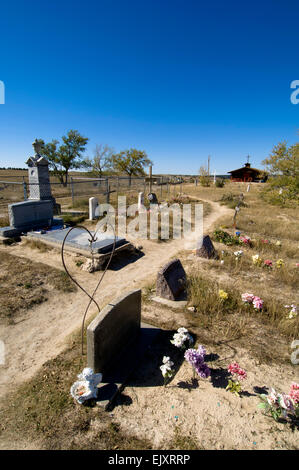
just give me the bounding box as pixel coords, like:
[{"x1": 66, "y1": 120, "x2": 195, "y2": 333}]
[{"x1": 85, "y1": 144, "x2": 114, "y2": 177}]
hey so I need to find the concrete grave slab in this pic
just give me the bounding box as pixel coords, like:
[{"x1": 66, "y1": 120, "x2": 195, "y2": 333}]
[
  {"x1": 151, "y1": 296, "x2": 187, "y2": 309},
  {"x1": 27, "y1": 227, "x2": 127, "y2": 256}
]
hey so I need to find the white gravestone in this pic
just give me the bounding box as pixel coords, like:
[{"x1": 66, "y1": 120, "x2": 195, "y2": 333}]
[
  {"x1": 138, "y1": 192, "x2": 145, "y2": 211},
  {"x1": 89, "y1": 197, "x2": 98, "y2": 220}
]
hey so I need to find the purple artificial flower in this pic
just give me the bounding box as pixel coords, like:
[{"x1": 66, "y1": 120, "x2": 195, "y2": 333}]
[
  {"x1": 195, "y1": 362, "x2": 211, "y2": 379},
  {"x1": 184, "y1": 348, "x2": 203, "y2": 367},
  {"x1": 197, "y1": 345, "x2": 206, "y2": 357},
  {"x1": 184, "y1": 346, "x2": 210, "y2": 379}
]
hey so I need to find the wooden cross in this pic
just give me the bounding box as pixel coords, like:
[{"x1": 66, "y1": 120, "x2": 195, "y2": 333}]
[{"x1": 233, "y1": 193, "x2": 244, "y2": 229}]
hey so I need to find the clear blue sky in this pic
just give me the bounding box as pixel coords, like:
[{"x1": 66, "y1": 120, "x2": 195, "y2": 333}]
[{"x1": 0, "y1": 0, "x2": 298, "y2": 174}]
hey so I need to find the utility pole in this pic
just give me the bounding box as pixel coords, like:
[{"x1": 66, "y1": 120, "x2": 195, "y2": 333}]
[
  {"x1": 208, "y1": 155, "x2": 210, "y2": 177},
  {"x1": 149, "y1": 165, "x2": 153, "y2": 193}
]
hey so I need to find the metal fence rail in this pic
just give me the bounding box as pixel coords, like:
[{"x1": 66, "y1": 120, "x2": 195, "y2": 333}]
[{"x1": 0, "y1": 175, "x2": 191, "y2": 221}]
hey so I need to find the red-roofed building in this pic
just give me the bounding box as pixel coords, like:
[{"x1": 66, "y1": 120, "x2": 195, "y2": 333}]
[{"x1": 228, "y1": 162, "x2": 261, "y2": 182}]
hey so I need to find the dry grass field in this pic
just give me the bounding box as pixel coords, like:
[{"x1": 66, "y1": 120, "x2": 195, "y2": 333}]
[{"x1": 0, "y1": 180, "x2": 298, "y2": 450}]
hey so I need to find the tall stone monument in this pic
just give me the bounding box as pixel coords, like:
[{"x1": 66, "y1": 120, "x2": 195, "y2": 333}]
[
  {"x1": 26, "y1": 139, "x2": 61, "y2": 214},
  {"x1": 0, "y1": 140, "x2": 63, "y2": 238}
]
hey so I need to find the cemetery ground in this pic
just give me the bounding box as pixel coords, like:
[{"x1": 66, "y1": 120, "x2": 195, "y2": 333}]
[{"x1": 0, "y1": 182, "x2": 298, "y2": 450}]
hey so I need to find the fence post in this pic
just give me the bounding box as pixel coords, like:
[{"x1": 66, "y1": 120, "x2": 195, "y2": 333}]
[
  {"x1": 71, "y1": 177, "x2": 74, "y2": 206},
  {"x1": 106, "y1": 178, "x2": 110, "y2": 204},
  {"x1": 149, "y1": 165, "x2": 152, "y2": 194},
  {"x1": 22, "y1": 177, "x2": 27, "y2": 200}
]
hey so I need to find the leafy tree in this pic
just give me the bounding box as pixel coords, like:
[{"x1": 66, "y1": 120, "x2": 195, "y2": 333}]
[
  {"x1": 84, "y1": 144, "x2": 114, "y2": 177},
  {"x1": 198, "y1": 165, "x2": 210, "y2": 187},
  {"x1": 261, "y1": 138, "x2": 299, "y2": 205},
  {"x1": 38, "y1": 130, "x2": 88, "y2": 186},
  {"x1": 262, "y1": 141, "x2": 299, "y2": 177},
  {"x1": 111, "y1": 148, "x2": 152, "y2": 184}
]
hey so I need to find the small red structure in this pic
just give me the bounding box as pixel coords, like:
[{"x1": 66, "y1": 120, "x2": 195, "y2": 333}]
[{"x1": 228, "y1": 162, "x2": 261, "y2": 182}]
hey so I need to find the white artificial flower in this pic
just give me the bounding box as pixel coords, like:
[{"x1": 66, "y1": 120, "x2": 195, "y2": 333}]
[
  {"x1": 160, "y1": 357, "x2": 174, "y2": 377},
  {"x1": 177, "y1": 327, "x2": 188, "y2": 334},
  {"x1": 70, "y1": 380, "x2": 94, "y2": 404},
  {"x1": 162, "y1": 356, "x2": 171, "y2": 364},
  {"x1": 267, "y1": 388, "x2": 278, "y2": 406},
  {"x1": 171, "y1": 327, "x2": 194, "y2": 349},
  {"x1": 70, "y1": 368, "x2": 102, "y2": 404},
  {"x1": 77, "y1": 367, "x2": 94, "y2": 380},
  {"x1": 234, "y1": 250, "x2": 243, "y2": 257}
]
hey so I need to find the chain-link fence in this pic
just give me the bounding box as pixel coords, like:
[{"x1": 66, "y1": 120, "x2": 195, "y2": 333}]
[{"x1": 0, "y1": 175, "x2": 192, "y2": 222}]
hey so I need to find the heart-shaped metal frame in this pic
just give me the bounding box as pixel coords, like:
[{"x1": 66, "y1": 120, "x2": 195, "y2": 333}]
[{"x1": 61, "y1": 223, "x2": 116, "y2": 355}]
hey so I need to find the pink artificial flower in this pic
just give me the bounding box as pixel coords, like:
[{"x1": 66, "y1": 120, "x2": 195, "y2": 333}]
[
  {"x1": 241, "y1": 293, "x2": 255, "y2": 303},
  {"x1": 227, "y1": 362, "x2": 247, "y2": 381},
  {"x1": 240, "y1": 236, "x2": 251, "y2": 245},
  {"x1": 289, "y1": 383, "x2": 299, "y2": 405},
  {"x1": 296, "y1": 263, "x2": 299, "y2": 267},
  {"x1": 264, "y1": 259, "x2": 273, "y2": 267},
  {"x1": 252, "y1": 296, "x2": 263, "y2": 310},
  {"x1": 261, "y1": 239, "x2": 270, "y2": 244}
]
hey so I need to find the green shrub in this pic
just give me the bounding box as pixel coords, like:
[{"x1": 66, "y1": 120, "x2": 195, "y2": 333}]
[
  {"x1": 215, "y1": 178, "x2": 225, "y2": 188},
  {"x1": 213, "y1": 229, "x2": 240, "y2": 246}
]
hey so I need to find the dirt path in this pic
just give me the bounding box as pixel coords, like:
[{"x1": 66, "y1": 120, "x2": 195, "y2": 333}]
[{"x1": 0, "y1": 199, "x2": 232, "y2": 401}]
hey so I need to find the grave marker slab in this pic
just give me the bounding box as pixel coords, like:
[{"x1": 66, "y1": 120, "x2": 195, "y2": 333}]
[
  {"x1": 196, "y1": 234, "x2": 217, "y2": 259},
  {"x1": 156, "y1": 258, "x2": 187, "y2": 301},
  {"x1": 89, "y1": 197, "x2": 98, "y2": 220},
  {"x1": 87, "y1": 289, "x2": 160, "y2": 409},
  {"x1": 87, "y1": 289, "x2": 141, "y2": 374}
]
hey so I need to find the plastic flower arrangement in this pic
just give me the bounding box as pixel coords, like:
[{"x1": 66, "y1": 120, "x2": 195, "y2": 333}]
[
  {"x1": 240, "y1": 236, "x2": 251, "y2": 246},
  {"x1": 170, "y1": 327, "x2": 194, "y2": 350},
  {"x1": 234, "y1": 250, "x2": 243, "y2": 260},
  {"x1": 285, "y1": 304, "x2": 297, "y2": 319},
  {"x1": 219, "y1": 289, "x2": 228, "y2": 301},
  {"x1": 252, "y1": 254, "x2": 263, "y2": 266},
  {"x1": 276, "y1": 259, "x2": 284, "y2": 269},
  {"x1": 289, "y1": 383, "x2": 299, "y2": 408},
  {"x1": 258, "y1": 383, "x2": 299, "y2": 422},
  {"x1": 261, "y1": 239, "x2": 270, "y2": 244},
  {"x1": 226, "y1": 362, "x2": 247, "y2": 396},
  {"x1": 184, "y1": 345, "x2": 210, "y2": 380},
  {"x1": 252, "y1": 296, "x2": 263, "y2": 311},
  {"x1": 241, "y1": 293, "x2": 255, "y2": 304},
  {"x1": 70, "y1": 367, "x2": 102, "y2": 404},
  {"x1": 213, "y1": 229, "x2": 240, "y2": 246},
  {"x1": 241, "y1": 293, "x2": 263, "y2": 311},
  {"x1": 264, "y1": 259, "x2": 273, "y2": 269},
  {"x1": 160, "y1": 356, "x2": 174, "y2": 386}
]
